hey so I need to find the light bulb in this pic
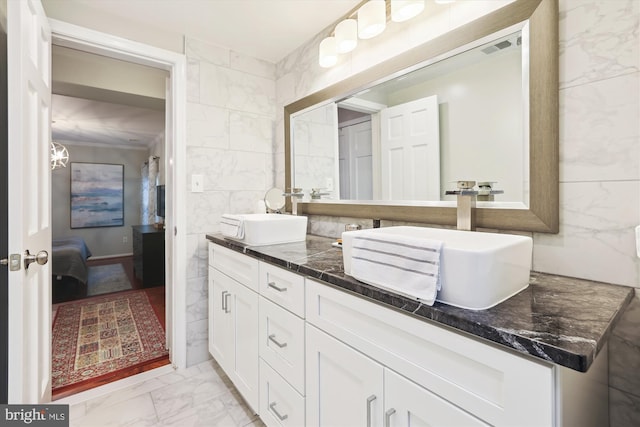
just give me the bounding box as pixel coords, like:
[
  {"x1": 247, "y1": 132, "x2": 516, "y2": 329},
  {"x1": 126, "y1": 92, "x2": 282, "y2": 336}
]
[
  {"x1": 319, "y1": 37, "x2": 338, "y2": 68},
  {"x1": 335, "y1": 19, "x2": 358, "y2": 53},
  {"x1": 358, "y1": 1, "x2": 386, "y2": 39},
  {"x1": 391, "y1": 0, "x2": 425, "y2": 22}
]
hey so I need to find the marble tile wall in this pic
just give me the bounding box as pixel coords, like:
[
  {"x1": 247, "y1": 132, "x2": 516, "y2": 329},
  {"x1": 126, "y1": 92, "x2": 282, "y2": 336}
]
[
  {"x1": 273, "y1": 0, "x2": 639, "y2": 425},
  {"x1": 185, "y1": 37, "x2": 277, "y2": 366}
]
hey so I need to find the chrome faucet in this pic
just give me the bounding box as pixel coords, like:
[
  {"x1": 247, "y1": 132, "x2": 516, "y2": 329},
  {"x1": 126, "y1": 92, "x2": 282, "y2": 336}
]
[
  {"x1": 310, "y1": 188, "x2": 330, "y2": 199},
  {"x1": 445, "y1": 181, "x2": 503, "y2": 231},
  {"x1": 282, "y1": 188, "x2": 304, "y2": 215}
]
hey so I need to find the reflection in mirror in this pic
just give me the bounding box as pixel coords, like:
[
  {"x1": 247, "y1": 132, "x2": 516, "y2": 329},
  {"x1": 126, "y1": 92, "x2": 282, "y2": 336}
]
[
  {"x1": 292, "y1": 28, "x2": 528, "y2": 207},
  {"x1": 285, "y1": 0, "x2": 558, "y2": 233}
]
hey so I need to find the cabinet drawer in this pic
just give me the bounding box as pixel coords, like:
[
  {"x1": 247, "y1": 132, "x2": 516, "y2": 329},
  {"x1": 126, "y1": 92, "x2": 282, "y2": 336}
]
[
  {"x1": 259, "y1": 297, "x2": 305, "y2": 394},
  {"x1": 305, "y1": 279, "x2": 554, "y2": 426},
  {"x1": 210, "y1": 243, "x2": 259, "y2": 291},
  {"x1": 259, "y1": 262, "x2": 305, "y2": 317},
  {"x1": 259, "y1": 359, "x2": 305, "y2": 427}
]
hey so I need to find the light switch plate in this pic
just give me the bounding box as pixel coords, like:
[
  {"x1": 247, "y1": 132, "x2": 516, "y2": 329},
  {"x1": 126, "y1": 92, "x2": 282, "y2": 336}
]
[
  {"x1": 191, "y1": 174, "x2": 204, "y2": 193},
  {"x1": 326, "y1": 177, "x2": 334, "y2": 192}
]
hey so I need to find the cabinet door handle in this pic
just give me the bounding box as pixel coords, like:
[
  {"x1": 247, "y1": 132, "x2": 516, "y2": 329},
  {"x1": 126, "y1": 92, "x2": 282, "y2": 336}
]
[
  {"x1": 269, "y1": 402, "x2": 288, "y2": 421},
  {"x1": 223, "y1": 292, "x2": 231, "y2": 313},
  {"x1": 268, "y1": 281, "x2": 287, "y2": 292},
  {"x1": 221, "y1": 290, "x2": 228, "y2": 312},
  {"x1": 268, "y1": 334, "x2": 288, "y2": 348},
  {"x1": 366, "y1": 395, "x2": 377, "y2": 427},
  {"x1": 385, "y1": 408, "x2": 396, "y2": 427}
]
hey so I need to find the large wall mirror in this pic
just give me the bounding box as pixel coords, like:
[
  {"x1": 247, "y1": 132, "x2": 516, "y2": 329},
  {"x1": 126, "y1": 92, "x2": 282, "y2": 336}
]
[{"x1": 285, "y1": 0, "x2": 558, "y2": 233}]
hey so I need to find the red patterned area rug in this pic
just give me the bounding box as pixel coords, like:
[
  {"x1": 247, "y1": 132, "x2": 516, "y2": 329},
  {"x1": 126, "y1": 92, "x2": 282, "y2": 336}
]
[{"x1": 52, "y1": 290, "x2": 168, "y2": 391}]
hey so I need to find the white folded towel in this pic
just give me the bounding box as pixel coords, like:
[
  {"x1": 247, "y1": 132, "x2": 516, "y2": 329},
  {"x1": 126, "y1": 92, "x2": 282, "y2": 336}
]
[
  {"x1": 220, "y1": 214, "x2": 245, "y2": 239},
  {"x1": 350, "y1": 230, "x2": 443, "y2": 305}
]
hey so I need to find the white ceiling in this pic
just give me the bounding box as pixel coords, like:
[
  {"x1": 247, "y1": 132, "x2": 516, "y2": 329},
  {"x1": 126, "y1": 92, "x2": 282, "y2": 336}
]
[
  {"x1": 46, "y1": 0, "x2": 362, "y2": 149},
  {"x1": 52, "y1": 94, "x2": 166, "y2": 149}
]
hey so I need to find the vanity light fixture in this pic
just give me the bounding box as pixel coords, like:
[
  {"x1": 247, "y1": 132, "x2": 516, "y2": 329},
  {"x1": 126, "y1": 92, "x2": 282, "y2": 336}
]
[
  {"x1": 391, "y1": 0, "x2": 425, "y2": 22},
  {"x1": 319, "y1": 36, "x2": 338, "y2": 68},
  {"x1": 335, "y1": 18, "x2": 358, "y2": 53},
  {"x1": 358, "y1": 0, "x2": 386, "y2": 39},
  {"x1": 50, "y1": 141, "x2": 69, "y2": 170},
  {"x1": 319, "y1": 0, "x2": 429, "y2": 68}
]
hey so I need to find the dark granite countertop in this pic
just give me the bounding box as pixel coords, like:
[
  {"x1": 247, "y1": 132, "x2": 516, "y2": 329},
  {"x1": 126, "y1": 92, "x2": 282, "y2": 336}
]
[{"x1": 206, "y1": 233, "x2": 634, "y2": 372}]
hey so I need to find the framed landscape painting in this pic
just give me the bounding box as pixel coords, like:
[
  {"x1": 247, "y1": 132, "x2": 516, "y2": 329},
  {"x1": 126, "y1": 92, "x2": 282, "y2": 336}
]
[{"x1": 71, "y1": 162, "x2": 124, "y2": 228}]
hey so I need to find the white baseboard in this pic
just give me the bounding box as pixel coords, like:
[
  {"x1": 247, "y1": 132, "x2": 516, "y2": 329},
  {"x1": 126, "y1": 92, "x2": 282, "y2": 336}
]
[{"x1": 88, "y1": 253, "x2": 134, "y2": 260}]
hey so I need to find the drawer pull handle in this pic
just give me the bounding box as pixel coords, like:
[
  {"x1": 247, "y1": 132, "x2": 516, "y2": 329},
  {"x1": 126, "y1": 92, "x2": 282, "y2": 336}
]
[
  {"x1": 268, "y1": 281, "x2": 287, "y2": 292},
  {"x1": 268, "y1": 334, "x2": 288, "y2": 348},
  {"x1": 385, "y1": 408, "x2": 396, "y2": 427},
  {"x1": 223, "y1": 292, "x2": 231, "y2": 313},
  {"x1": 269, "y1": 402, "x2": 288, "y2": 421},
  {"x1": 366, "y1": 395, "x2": 376, "y2": 427},
  {"x1": 221, "y1": 290, "x2": 228, "y2": 312}
]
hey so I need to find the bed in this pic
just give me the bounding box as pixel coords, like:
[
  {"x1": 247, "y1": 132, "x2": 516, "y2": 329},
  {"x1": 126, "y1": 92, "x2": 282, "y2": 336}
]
[{"x1": 52, "y1": 236, "x2": 92, "y2": 302}]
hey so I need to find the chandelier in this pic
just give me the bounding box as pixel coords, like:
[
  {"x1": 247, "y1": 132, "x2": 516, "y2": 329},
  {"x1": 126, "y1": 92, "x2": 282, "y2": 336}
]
[{"x1": 51, "y1": 141, "x2": 69, "y2": 170}]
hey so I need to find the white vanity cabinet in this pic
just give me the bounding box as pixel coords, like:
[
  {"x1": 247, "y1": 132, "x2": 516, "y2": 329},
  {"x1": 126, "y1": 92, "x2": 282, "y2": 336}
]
[
  {"x1": 305, "y1": 278, "x2": 555, "y2": 427},
  {"x1": 306, "y1": 323, "x2": 384, "y2": 427},
  {"x1": 383, "y1": 369, "x2": 489, "y2": 427},
  {"x1": 208, "y1": 241, "x2": 609, "y2": 427},
  {"x1": 258, "y1": 261, "x2": 307, "y2": 427},
  {"x1": 306, "y1": 323, "x2": 490, "y2": 427},
  {"x1": 208, "y1": 244, "x2": 260, "y2": 412}
]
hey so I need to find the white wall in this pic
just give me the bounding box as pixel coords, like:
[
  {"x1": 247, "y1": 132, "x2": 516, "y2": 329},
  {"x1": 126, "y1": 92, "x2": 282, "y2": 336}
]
[
  {"x1": 52, "y1": 45, "x2": 168, "y2": 101},
  {"x1": 51, "y1": 143, "x2": 149, "y2": 257},
  {"x1": 184, "y1": 38, "x2": 276, "y2": 366},
  {"x1": 389, "y1": 50, "x2": 524, "y2": 202},
  {"x1": 42, "y1": 0, "x2": 185, "y2": 55}
]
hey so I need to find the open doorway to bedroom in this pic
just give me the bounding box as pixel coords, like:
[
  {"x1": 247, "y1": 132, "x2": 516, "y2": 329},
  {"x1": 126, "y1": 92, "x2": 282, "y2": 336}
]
[{"x1": 49, "y1": 44, "x2": 171, "y2": 399}]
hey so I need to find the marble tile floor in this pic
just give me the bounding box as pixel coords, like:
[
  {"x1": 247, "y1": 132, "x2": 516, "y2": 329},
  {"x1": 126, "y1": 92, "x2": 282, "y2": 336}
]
[{"x1": 59, "y1": 359, "x2": 265, "y2": 427}]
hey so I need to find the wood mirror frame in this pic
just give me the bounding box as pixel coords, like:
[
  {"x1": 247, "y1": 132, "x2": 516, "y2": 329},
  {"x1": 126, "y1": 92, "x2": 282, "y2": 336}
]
[{"x1": 284, "y1": 0, "x2": 558, "y2": 233}]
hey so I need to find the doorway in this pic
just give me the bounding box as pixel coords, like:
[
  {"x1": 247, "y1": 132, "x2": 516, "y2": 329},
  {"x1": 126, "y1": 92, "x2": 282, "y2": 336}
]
[
  {"x1": 48, "y1": 18, "x2": 187, "y2": 398},
  {"x1": 50, "y1": 45, "x2": 170, "y2": 399}
]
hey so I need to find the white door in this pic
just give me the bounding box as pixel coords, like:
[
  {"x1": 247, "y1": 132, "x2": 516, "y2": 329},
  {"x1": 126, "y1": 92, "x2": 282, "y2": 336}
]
[
  {"x1": 6, "y1": 0, "x2": 52, "y2": 403},
  {"x1": 209, "y1": 267, "x2": 259, "y2": 412},
  {"x1": 338, "y1": 127, "x2": 350, "y2": 199},
  {"x1": 384, "y1": 370, "x2": 490, "y2": 427},
  {"x1": 350, "y1": 120, "x2": 373, "y2": 200},
  {"x1": 339, "y1": 120, "x2": 373, "y2": 200},
  {"x1": 380, "y1": 96, "x2": 440, "y2": 200},
  {"x1": 306, "y1": 324, "x2": 383, "y2": 427},
  {"x1": 208, "y1": 268, "x2": 233, "y2": 372},
  {"x1": 230, "y1": 280, "x2": 259, "y2": 412}
]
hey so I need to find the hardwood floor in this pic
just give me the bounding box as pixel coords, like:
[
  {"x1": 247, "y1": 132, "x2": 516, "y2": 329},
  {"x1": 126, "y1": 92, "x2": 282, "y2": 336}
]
[{"x1": 52, "y1": 255, "x2": 170, "y2": 401}]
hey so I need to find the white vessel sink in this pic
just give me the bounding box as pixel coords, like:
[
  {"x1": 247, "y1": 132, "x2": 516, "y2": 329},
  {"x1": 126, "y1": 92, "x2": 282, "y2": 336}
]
[
  {"x1": 342, "y1": 226, "x2": 532, "y2": 310},
  {"x1": 221, "y1": 214, "x2": 307, "y2": 246}
]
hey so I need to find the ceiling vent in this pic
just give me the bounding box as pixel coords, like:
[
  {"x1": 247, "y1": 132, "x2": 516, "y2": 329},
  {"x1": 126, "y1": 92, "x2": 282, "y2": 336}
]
[{"x1": 481, "y1": 39, "x2": 512, "y2": 55}]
